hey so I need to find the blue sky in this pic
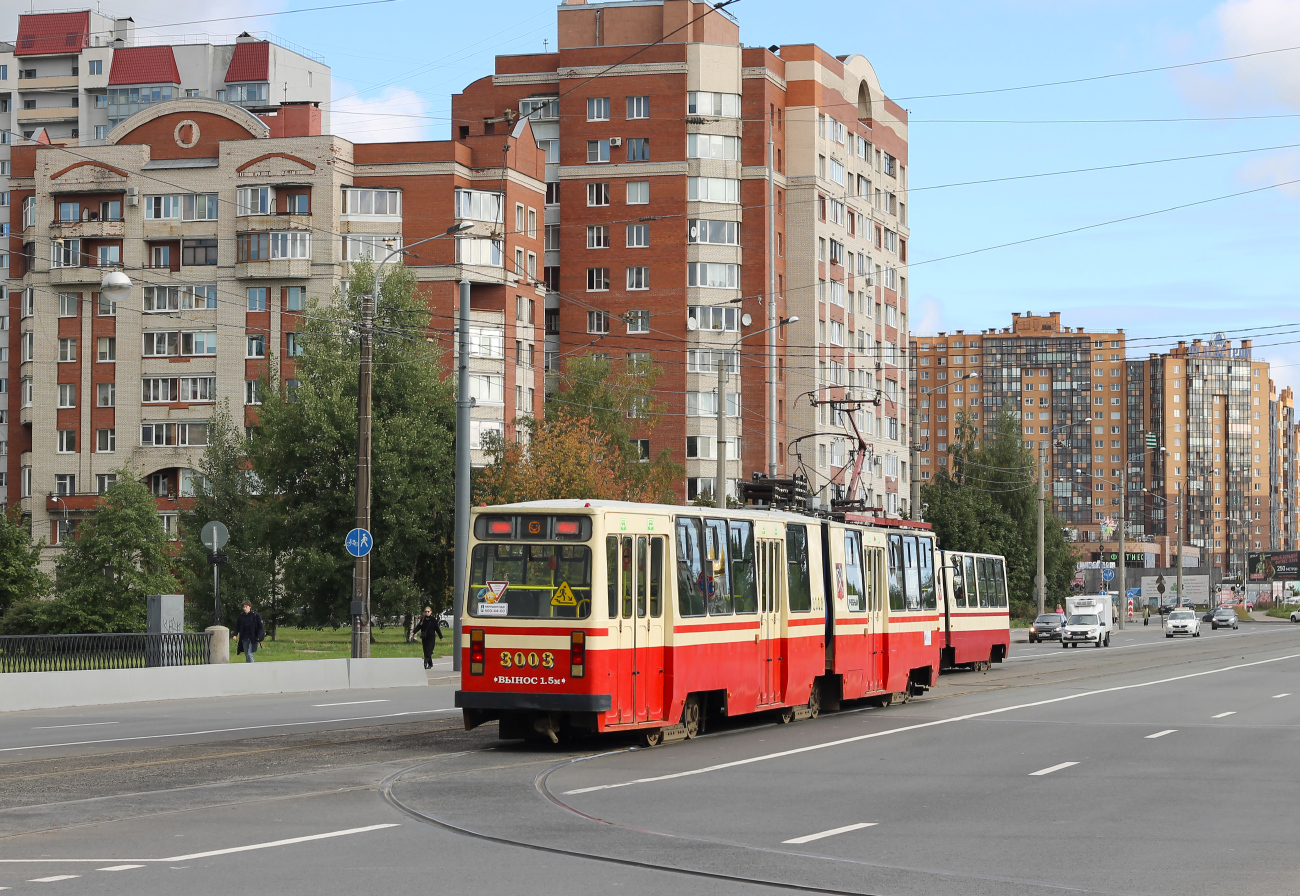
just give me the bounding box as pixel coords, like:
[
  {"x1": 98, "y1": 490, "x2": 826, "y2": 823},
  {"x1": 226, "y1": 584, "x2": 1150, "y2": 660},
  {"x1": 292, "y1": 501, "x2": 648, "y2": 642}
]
[{"x1": 11, "y1": 0, "x2": 1300, "y2": 375}]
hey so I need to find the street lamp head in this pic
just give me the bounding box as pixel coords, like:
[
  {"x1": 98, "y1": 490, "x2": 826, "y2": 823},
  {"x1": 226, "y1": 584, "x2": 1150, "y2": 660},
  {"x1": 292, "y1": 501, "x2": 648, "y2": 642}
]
[
  {"x1": 99, "y1": 270, "x2": 132, "y2": 303},
  {"x1": 445, "y1": 221, "x2": 474, "y2": 235},
  {"x1": 781, "y1": 316, "x2": 799, "y2": 325},
  {"x1": 1083, "y1": 417, "x2": 1093, "y2": 423}
]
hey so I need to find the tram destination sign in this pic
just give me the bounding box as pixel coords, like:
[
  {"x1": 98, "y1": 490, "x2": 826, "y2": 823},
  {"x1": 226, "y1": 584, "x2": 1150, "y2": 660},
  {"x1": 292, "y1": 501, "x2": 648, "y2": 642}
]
[{"x1": 1247, "y1": 551, "x2": 1300, "y2": 582}]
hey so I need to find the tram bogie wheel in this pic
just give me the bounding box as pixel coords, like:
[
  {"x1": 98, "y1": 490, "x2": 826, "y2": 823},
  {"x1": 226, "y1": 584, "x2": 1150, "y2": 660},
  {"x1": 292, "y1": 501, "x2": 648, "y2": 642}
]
[
  {"x1": 777, "y1": 706, "x2": 795, "y2": 724},
  {"x1": 682, "y1": 696, "x2": 702, "y2": 739},
  {"x1": 807, "y1": 682, "x2": 822, "y2": 719},
  {"x1": 640, "y1": 728, "x2": 664, "y2": 747},
  {"x1": 888, "y1": 690, "x2": 909, "y2": 706}
]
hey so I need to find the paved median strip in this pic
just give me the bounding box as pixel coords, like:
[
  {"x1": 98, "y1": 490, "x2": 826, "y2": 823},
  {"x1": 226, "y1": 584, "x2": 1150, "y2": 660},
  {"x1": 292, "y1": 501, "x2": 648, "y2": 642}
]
[
  {"x1": 1145, "y1": 729, "x2": 1177, "y2": 739},
  {"x1": 1029, "y1": 761, "x2": 1079, "y2": 776},
  {"x1": 1211, "y1": 711, "x2": 1236, "y2": 719},
  {"x1": 783, "y1": 822, "x2": 877, "y2": 844}
]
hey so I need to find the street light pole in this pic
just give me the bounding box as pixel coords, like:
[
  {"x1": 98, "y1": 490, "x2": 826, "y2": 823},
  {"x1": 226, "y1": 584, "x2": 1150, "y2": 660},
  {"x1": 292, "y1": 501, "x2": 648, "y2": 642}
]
[
  {"x1": 1176, "y1": 482, "x2": 1184, "y2": 606},
  {"x1": 767, "y1": 127, "x2": 779, "y2": 479},
  {"x1": 1037, "y1": 441, "x2": 1046, "y2": 617},
  {"x1": 453, "y1": 277, "x2": 471, "y2": 672},
  {"x1": 1118, "y1": 472, "x2": 1127, "y2": 630}
]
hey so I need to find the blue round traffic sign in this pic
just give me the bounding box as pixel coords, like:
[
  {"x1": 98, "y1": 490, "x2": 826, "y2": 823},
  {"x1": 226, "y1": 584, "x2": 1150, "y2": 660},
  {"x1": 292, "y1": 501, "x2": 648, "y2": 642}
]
[
  {"x1": 1101, "y1": 568, "x2": 1115, "y2": 582},
  {"x1": 345, "y1": 528, "x2": 373, "y2": 558}
]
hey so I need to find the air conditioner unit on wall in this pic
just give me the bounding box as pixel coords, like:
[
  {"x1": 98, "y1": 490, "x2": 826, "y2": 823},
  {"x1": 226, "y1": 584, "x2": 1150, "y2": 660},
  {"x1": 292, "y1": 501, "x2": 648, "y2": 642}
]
[{"x1": 609, "y1": 137, "x2": 622, "y2": 147}]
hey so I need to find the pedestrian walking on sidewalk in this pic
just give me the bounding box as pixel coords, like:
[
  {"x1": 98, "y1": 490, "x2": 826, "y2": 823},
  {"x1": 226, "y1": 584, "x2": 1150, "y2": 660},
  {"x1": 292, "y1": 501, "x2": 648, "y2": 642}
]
[
  {"x1": 233, "y1": 601, "x2": 265, "y2": 663},
  {"x1": 414, "y1": 605, "x2": 442, "y2": 669}
]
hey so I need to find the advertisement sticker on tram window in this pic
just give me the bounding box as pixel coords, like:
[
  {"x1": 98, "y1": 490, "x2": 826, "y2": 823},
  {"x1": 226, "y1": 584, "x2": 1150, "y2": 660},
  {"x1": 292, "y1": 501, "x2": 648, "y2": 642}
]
[
  {"x1": 480, "y1": 581, "x2": 508, "y2": 603},
  {"x1": 835, "y1": 564, "x2": 845, "y2": 603},
  {"x1": 551, "y1": 581, "x2": 578, "y2": 607},
  {"x1": 478, "y1": 602, "x2": 508, "y2": 616}
]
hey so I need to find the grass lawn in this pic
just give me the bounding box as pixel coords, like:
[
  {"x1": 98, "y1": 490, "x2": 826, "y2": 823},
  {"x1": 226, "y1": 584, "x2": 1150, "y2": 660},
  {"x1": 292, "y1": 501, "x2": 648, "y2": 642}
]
[
  {"x1": 1266, "y1": 605, "x2": 1295, "y2": 619},
  {"x1": 242, "y1": 625, "x2": 456, "y2": 662}
]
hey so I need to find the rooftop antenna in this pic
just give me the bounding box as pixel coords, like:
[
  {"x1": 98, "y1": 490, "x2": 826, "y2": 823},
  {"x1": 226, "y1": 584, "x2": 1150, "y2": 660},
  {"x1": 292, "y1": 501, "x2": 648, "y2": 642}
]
[{"x1": 543, "y1": 38, "x2": 548, "y2": 52}]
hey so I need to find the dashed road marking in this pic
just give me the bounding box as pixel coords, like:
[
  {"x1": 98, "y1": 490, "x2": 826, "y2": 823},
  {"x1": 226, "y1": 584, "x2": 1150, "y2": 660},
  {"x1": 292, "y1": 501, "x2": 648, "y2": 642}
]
[
  {"x1": 28, "y1": 876, "x2": 79, "y2": 883},
  {"x1": 311, "y1": 700, "x2": 389, "y2": 707},
  {"x1": 1212, "y1": 711, "x2": 1236, "y2": 719},
  {"x1": 782, "y1": 822, "x2": 877, "y2": 844},
  {"x1": 1272, "y1": 693, "x2": 1290, "y2": 698},
  {"x1": 97, "y1": 865, "x2": 145, "y2": 871},
  {"x1": 1145, "y1": 729, "x2": 1177, "y2": 739},
  {"x1": 162, "y1": 824, "x2": 400, "y2": 861},
  {"x1": 1029, "y1": 761, "x2": 1079, "y2": 776},
  {"x1": 31, "y1": 722, "x2": 119, "y2": 730}
]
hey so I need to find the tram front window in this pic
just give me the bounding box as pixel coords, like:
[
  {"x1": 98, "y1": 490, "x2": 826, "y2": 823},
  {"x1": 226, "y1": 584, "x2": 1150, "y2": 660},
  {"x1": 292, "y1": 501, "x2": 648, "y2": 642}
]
[{"x1": 468, "y1": 543, "x2": 593, "y2": 619}]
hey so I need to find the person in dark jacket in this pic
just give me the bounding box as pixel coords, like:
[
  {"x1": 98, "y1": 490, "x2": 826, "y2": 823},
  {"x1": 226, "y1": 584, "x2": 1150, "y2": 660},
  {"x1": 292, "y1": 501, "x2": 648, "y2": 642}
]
[
  {"x1": 413, "y1": 605, "x2": 442, "y2": 669},
  {"x1": 233, "y1": 601, "x2": 265, "y2": 663}
]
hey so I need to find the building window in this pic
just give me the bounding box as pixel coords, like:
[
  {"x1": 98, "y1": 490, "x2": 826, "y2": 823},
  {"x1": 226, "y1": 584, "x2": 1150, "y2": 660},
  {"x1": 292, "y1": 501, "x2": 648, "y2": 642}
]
[
  {"x1": 55, "y1": 474, "x2": 75, "y2": 497},
  {"x1": 586, "y1": 139, "x2": 610, "y2": 163},
  {"x1": 58, "y1": 384, "x2": 76, "y2": 408},
  {"x1": 285, "y1": 193, "x2": 310, "y2": 215},
  {"x1": 453, "y1": 189, "x2": 503, "y2": 222},
  {"x1": 627, "y1": 95, "x2": 649, "y2": 119},
  {"x1": 586, "y1": 183, "x2": 610, "y2": 207},
  {"x1": 57, "y1": 430, "x2": 76, "y2": 453},
  {"x1": 688, "y1": 219, "x2": 738, "y2": 245},
  {"x1": 236, "y1": 186, "x2": 274, "y2": 216},
  {"x1": 286, "y1": 286, "x2": 305, "y2": 311},
  {"x1": 140, "y1": 422, "x2": 208, "y2": 447},
  {"x1": 247, "y1": 288, "x2": 269, "y2": 311},
  {"x1": 687, "y1": 92, "x2": 740, "y2": 117},
  {"x1": 686, "y1": 177, "x2": 739, "y2": 203},
  {"x1": 626, "y1": 138, "x2": 650, "y2": 162},
  {"x1": 687, "y1": 306, "x2": 740, "y2": 332},
  {"x1": 97, "y1": 382, "x2": 115, "y2": 407},
  {"x1": 627, "y1": 181, "x2": 650, "y2": 204},
  {"x1": 247, "y1": 335, "x2": 266, "y2": 358},
  {"x1": 286, "y1": 333, "x2": 302, "y2": 357},
  {"x1": 245, "y1": 379, "x2": 262, "y2": 406},
  {"x1": 586, "y1": 268, "x2": 610, "y2": 292},
  {"x1": 97, "y1": 429, "x2": 115, "y2": 452},
  {"x1": 587, "y1": 225, "x2": 610, "y2": 249},
  {"x1": 58, "y1": 338, "x2": 77, "y2": 362},
  {"x1": 96, "y1": 474, "x2": 117, "y2": 495},
  {"x1": 587, "y1": 96, "x2": 610, "y2": 121},
  {"x1": 687, "y1": 262, "x2": 739, "y2": 289},
  {"x1": 182, "y1": 239, "x2": 218, "y2": 265},
  {"x1": 587, "y1": 311, "x2": 610, "y2": 335},
  {"x1": 626, "y1": 309, "x2": 650, "y2": 333},
  {"x1": 686, "y1": 134, "x2": 740, "y2": 160},
  {"x1": 469, "y1": 374, "x2": 505, "y2": 405},
  {"x1": 626, "y1": 267, "x2": 649, "y2": 290},
  {"x1": 626, "y1": 224, "x2": 649, "y2": 248}
]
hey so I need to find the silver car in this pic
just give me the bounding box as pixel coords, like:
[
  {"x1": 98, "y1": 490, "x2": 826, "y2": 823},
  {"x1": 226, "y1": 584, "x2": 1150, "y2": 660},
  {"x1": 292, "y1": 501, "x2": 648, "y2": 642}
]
[{"x1": 1165, "y1": 609, "x2": 1200, "y2": 638}]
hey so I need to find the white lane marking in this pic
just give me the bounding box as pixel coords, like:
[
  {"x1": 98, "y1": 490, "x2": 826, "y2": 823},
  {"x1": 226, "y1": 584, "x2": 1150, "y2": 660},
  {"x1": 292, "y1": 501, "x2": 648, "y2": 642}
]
[
  {"x1": 562, "y1": 651, "x2": 1300, "y2": 795},
  {"x1": 1272, "y1": 693, "x2": 1290, "y2": 698},
  {"x1": 0, "y1": 710, "x2": 458, "y2": 754},
  {"x1": 1212, "y1": 711, "x2": 1236, "y2": 718},
  {"x1": 162, "y1": 824, "x2": 399, "y2": 862},
  {"x1": 1029, "y1": 761, "x2": 1079, "y2": 776},
  {"x1": 97, "y1": 865, "x2": 145, "y2": 871},
  {"x1": 31, "y1": 722, "x2": 119, "y2": 730},
  {"x1": 311, "y1": 700, "x2": 389, "y2": 707},
  {"x1": 28, "y1": 876, "x2": 79, "y2": 883},
  {"x1": 782, "y1": 822, "x2": 877, "y2": 844},
  {"x1": 1145, "y1": 729, "x2": 1177, "y2": 739}
]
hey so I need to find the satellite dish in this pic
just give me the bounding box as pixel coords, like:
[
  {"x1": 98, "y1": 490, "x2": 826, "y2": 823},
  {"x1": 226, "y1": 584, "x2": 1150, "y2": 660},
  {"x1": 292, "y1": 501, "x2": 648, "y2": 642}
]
[
  {"x1": 689, "y1": 225, "x2": 698, "y2": 240},
  {"x1": 686, "y1": 317, "x2": 699, "y2": 331},
  {"x1": 741, "y1": 313, "x2": 752, "y2": 327}
]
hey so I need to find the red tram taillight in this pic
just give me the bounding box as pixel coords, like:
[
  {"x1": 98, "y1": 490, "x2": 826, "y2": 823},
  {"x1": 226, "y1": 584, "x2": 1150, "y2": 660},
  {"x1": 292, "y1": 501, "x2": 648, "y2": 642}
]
[
  {"x1": 569, "y1": 630, "x2": 585, "y2": 678},
  {"x1": 469, "y1": 628, "x2": 485, "y2": 675}
]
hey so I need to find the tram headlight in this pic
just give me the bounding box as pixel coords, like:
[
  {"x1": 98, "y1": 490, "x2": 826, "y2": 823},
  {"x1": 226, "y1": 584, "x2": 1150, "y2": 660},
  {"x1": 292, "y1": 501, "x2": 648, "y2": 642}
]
[
  {"x1": 570, "y1": 630, "x2": 585, "y2": 678},
  {"x1": 469, "y1": 628, "x2": 485, "y2": 675}
]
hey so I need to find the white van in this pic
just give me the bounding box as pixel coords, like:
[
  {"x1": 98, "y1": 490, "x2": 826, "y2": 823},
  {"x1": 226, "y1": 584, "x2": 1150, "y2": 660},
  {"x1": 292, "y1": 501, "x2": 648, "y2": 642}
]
[{"x1": 1061, "y1": 595, "x2": 1113, "y2": 648}]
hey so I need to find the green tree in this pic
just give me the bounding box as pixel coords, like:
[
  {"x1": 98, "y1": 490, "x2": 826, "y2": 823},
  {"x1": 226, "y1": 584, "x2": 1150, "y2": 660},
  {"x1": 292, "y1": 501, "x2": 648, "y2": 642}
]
[
  {"x1": 178, "y1": 401, "x2": 279, "y2": 633},
  {"x1": 250, "y1": 261, "x2": 456, "y2": 626},
  {"x1": 922, "y1": 409, "x2": 1075, "y2": 618},
  {"x1": 41, "y1": 472, "x2": 178, "y2": 633},
  {"x1": 0, "y1": 510, "x2": 53, "y2": 634}
]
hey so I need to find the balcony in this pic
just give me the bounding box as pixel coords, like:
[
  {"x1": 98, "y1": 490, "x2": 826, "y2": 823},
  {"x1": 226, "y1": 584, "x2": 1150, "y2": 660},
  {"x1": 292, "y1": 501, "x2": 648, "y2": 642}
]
[
  {"x1": 49, "y1": 263, "x2": 122, "y2": 286},
  {"x1": 15, "y1": 75, "x2": 78, "y2": 91},
  {"x1": 16, "y1": 107, "x2": 78, "y2": 122},
  {"x1": 235, "y1": 258, "x2": 312, "y2": 280},
  {"x1": 49, "y1": 218, "x2": 125, "y2": 240}
]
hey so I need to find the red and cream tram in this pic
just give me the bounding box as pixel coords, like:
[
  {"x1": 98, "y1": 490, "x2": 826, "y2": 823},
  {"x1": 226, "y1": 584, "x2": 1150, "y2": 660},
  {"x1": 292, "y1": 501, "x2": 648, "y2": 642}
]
[
  {"x1": 936, "y1": 550, "x2": 1011, "y2": 671},
  {"x1": 455, "y1": 500, "x2": 948, "y2": 744}
]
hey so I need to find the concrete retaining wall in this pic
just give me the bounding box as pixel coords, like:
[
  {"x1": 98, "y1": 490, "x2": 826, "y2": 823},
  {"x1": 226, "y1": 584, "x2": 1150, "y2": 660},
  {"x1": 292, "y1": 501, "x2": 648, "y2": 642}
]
[{"x1": 0, "y1": 657, "x2": 427, "y2": 713}]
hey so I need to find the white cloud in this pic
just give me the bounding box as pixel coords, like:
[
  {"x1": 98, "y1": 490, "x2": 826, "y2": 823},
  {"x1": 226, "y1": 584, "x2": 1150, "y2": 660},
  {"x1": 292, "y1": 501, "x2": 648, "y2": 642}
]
[
  {"x1": 1179, "y1": 0, "x2": 1300, "y2": 110},
  {"x1": 328, "y1": 84, "x2": 438, "y2": 143},
  {"x1": 915, "y1": 298, "x2": 944, "y2": 335}
]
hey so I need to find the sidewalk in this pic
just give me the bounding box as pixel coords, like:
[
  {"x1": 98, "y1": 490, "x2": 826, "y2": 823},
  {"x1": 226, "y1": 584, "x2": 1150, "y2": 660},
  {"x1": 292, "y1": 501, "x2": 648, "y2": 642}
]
[
  {"x1": 426, "y1": 656, "x2": 458, "y2": 686},
  {"x1": 1248, "y1": 609, "x2": 1290, "y2": 623}
]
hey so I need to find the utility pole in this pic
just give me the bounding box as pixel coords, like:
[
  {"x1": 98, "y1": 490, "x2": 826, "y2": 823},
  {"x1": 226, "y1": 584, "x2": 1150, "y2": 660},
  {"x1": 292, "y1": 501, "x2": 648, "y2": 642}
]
[
  {"x1": 1117, "y1": 471, "x2": 1127, "y2": 630},
  {"x1": 910, "y1": 414, "x2": 922, "y2": 521},
  {"x1": 1176, "y1": 481, "x2": 1184, "y2": 607},
  {"x1": 352, "y1": 285, "x2": 375, "y2": 659},
  {"x1": 1037, "y1": 440, "x2": 1046, "y2": 616},
  {"x1": 452, "y1": 278, "x2": 471, "y2": 671},
  {"x1": 716, "y1": 359, "x2": 728, "y2": 510},
  {"x1": 767, "y1": 129, "x2": 778, "y2": 478}
]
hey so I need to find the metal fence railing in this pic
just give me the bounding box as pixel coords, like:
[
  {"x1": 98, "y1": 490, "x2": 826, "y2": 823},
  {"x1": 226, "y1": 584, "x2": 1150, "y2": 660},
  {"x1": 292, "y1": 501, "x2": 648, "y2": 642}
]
[{"x1": 0, "y1": 633, "x2": 212, "y2": 673}]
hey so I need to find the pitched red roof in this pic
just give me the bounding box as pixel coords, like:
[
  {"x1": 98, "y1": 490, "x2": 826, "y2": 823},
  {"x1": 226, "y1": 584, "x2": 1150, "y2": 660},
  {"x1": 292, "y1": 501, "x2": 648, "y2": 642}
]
[
  {"x1": 107, "y1": 46, "x2": 181, "y2": 86},
  {"x1": 15, "y1": 11, "x2": 90, "y2": 56},
  {"x1": 225, "y1": 41, "x2": 270, "y2": 83}
]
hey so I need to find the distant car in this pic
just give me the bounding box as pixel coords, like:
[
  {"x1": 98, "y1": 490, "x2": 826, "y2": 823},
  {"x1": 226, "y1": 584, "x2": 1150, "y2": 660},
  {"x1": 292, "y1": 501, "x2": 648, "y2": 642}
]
[
  {"x1": 1291, "y1": 608, "x2": 1300, "y2": 623},
  {"x1": 1029, "y1": 613, "x2": 1065, "y2": 643},
  {"x1": 1211, "y1": 607, "x2": 1239, "y2": 630},
  {"x1": 437, "y1": 611, "x2": 453, "y2": 630},
  {"x1": 1165, "y1": 609, "x2": 1200, "y2": 638}
]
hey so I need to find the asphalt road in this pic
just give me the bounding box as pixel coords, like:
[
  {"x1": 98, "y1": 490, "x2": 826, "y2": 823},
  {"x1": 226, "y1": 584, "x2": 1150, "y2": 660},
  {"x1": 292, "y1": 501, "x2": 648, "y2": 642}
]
[{"x1": 1, "y1": 621, "x2": 1295, "y2": 896}]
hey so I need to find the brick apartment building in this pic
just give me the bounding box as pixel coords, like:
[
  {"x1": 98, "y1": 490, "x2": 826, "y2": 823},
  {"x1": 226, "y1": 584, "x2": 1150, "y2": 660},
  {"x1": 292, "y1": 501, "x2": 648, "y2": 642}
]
[
  {"x1": 452, "y1": 0, "x2": 911, "y2": 509},
  {"x1": 7, "y1": 97, "x2": 544, "y2": 565}
]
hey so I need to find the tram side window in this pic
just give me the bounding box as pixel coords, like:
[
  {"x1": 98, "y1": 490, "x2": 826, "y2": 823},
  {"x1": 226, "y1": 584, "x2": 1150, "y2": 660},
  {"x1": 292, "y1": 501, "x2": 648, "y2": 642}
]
[
  {"x1": 887, "y1": 534, "x2": 905, "y2": 611},
  {"x1": 903, "y1": 535, "x2": 921, "y2": 611},
  {"x1": 606, "y1": 536, "x2": 619, "y2": 618},
  {"x1": 964, "y1": 556, "x2": 979, "y2": 608},
  {"x1": 866, "y1": 547, "x2": 882, "y2": 612},
  {"x1": 621, "y1": 536, "x2": 634, "y2": 618},
  {"x1": 977, "y1": 557, "x2": 994, "y2": 608},
  {"x1": 843, "y1": 529, "x2": 866, "y2": 612},
  {"x1": 704, "y1": 518, "x2": 733, "y2": 615},
  {"x1": 729, "y1": 520, "x2": 758, "y2": 614},
  {"x1": 635, "y1": 536, "x2": 648, "y2": 618},
  {"x1": 950, "y1": 555, "x2": 967, "y2": 608},
  {"x1": 918, "y1": 537, "x2": 936, "y2": 610},
  {"x1": 992, "y1": 558, "x2": 1008, "y2": 608},
  {"x1": 786, "y1": 524, "x2": 812, "y2": 613},
  {"x1": 676, "y1": 517, "x2": 707, "y2": 617},
  {"x1": 649, "y1": 537, "x2": 664, "y2": 617}
]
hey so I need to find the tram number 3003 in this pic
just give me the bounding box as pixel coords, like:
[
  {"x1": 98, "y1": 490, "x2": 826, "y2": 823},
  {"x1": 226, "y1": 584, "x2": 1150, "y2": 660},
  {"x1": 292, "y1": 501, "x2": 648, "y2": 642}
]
[{"x1": 500, "y1": 650, "x2": 555, "y2": 670}]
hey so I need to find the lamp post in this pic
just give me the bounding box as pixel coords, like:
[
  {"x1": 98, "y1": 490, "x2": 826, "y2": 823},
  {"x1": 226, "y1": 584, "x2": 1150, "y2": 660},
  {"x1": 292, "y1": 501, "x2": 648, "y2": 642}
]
[
  {"x1": 1040, "y1": 418, "x2": 1092, "y2": 613},
  {"x1": 354, "y1": 222, "x2": 472, "y2": 661},
  {"x1": 911, "y1": 370, "x2": 979, "y2": 521},
  {"x1": 706, "y1": 316, "x2": 797, "y2": 509},
  {"x1": 1143, "y1": 486, "x2": 1184, "y2": 607}
]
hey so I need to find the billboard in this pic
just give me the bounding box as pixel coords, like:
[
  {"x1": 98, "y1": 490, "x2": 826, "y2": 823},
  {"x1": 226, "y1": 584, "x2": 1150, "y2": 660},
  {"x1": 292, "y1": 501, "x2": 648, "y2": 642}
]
[
  {"x1": 1140, "y1": 574, "x2": 1209, "y2": 605},
  {"x1": 1247, "y1": 551, "x2": 1300, "y2": 582}
]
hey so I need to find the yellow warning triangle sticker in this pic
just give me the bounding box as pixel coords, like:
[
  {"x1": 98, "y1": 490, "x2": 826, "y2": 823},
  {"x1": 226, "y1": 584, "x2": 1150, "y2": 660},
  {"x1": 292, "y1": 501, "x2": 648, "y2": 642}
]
[{"x1": 551, "y1": 581, "x2": 578, "y2": 606}]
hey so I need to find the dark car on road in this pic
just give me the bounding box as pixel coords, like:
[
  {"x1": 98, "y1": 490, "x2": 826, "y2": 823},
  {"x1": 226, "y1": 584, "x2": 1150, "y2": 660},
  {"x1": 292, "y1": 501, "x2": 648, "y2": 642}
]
[
  {"x1": 1029, "y1": 613, "x2": 1065, "y2": 643},
  {"x1": 1210, "y1": 607, "x2": 1239, "y2": 630}
]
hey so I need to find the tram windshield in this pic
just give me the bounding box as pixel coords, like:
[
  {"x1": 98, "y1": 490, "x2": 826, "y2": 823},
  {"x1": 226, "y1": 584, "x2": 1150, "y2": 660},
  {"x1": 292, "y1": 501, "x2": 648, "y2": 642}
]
[{"x1": 467, "y1": 543, "x2": 593, "y2": 619}]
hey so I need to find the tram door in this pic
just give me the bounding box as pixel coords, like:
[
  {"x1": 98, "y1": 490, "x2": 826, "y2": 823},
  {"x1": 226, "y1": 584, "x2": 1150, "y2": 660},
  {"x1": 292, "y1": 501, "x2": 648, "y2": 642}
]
[
  {"x1": 865, "y1": 542, "x2": 885, "y2": 693},
  {"x1": 612, "y1": 533, "x2": 666, "y2": 724},
  {"x1": 757, "y1": 539, "x2": 785, "y2": 705}
]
